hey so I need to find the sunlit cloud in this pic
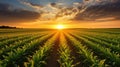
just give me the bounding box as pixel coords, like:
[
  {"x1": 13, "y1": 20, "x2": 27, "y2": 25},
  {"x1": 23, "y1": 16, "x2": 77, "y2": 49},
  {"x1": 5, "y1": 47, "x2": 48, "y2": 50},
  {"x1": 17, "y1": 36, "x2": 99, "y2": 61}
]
[
  {"x1": 18, "y1": 0, "x2": 43, "y2": 12},
  {"x1": 95, "y1": 17, "x2": 116, "y2": 21}
]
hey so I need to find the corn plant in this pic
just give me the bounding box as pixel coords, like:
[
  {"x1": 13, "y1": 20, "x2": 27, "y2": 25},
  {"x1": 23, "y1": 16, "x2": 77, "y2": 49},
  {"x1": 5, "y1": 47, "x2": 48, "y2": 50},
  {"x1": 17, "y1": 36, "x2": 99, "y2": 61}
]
[
  {"x1": 0, "y1": 35, "x2": 31, "y2": 48},
  {"x1": 70, "y1": 33, "x2": 120, "y2": 66},
  {"x1": 0, "y1": 32, "x2": 54, "y2": 67},
  {"x1": 25, "y1": 32, "x2": 59, "y2": 67},
  {"x1": 58, "y1": 33, "x2": 78, "y2": 67},
  {"x1": 0, "y1": 34, "x2": 46, "y2": 59},
  {"x1": 65, "y1": 33, "x2": 106, "y2": 67},
  {"x1": 80, "y1": 34, "x2": 120, "y2": 54}
]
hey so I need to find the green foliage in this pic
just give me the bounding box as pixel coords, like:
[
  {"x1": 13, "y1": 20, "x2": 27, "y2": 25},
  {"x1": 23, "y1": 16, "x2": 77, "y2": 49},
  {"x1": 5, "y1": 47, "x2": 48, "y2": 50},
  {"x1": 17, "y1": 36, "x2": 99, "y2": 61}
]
[
  {"x1": 58, "y1": 33, "x2": 79, "y2": 67},
  {"x1": 65, "y1": 33, "x2": 107, "y2": 67},
  {"x1": 0, "y1": 32, "x2": 54, "y2": 67},
  {"x1": 26, "y1": 33, "x2": 58, "y2": 67},
  {"x1": 0, "y1": 29, "x2": 120, "y2": 67}
]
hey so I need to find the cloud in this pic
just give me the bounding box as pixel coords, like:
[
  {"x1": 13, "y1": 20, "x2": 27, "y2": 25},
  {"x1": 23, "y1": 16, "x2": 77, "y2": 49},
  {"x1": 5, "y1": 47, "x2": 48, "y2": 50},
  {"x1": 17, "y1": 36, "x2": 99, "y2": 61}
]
[
  {"x1": 22, "y1": 1, "x2": 43, "y2": 9},
  {"x1": 71, "y1": 0, "x2": 120, "y2": 22},
  {"x1": 49, "y1": 2, "x2": 64, "y2": 9},
  {"x1": 35, "y1": 2, "x2": 65, "y2": 21},
  {"x1": 0, "y1": 3, "x2": 40, "y2": 23},
  {"x1": 53, "y1": 0, "x2": 120, "y2": 22},
  {"x1": 18, "y1": 0, "x2": 43, "y2": 12},
  {"x1": 50, "y1": 2, "x2": 57, "y2": 7}
]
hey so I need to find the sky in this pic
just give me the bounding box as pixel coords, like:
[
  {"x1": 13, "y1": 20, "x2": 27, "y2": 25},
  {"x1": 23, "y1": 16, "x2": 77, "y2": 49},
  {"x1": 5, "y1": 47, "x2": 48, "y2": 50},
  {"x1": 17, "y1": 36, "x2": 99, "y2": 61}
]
[{"x1": 0, "y1": 0, "x2": 120, "y2": 28}]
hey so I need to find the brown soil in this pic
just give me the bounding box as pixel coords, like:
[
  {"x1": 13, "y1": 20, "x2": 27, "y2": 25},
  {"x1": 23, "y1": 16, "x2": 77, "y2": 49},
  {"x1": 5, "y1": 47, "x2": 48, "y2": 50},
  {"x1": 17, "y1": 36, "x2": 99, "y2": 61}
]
[
  {"x1": 64, "y1": 33, "x2": 84, "y2": 67},
  {"x1": 45, "y1": 34, "x2": 60, "y2": 67}
]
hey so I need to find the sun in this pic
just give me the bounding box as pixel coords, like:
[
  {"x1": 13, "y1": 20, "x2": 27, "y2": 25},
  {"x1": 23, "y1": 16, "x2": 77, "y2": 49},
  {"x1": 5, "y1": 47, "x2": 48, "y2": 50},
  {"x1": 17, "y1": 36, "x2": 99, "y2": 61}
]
[{"x1": 56, "y1": 24, "x2": 64, "y2": 30}]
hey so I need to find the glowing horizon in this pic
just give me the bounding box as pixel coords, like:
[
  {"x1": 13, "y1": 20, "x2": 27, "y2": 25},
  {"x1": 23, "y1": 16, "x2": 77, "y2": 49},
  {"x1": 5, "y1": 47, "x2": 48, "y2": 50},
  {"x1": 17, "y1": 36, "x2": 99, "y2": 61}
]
[{"x1": 56, "y1": 24, "x2": 64, "y2": 30}]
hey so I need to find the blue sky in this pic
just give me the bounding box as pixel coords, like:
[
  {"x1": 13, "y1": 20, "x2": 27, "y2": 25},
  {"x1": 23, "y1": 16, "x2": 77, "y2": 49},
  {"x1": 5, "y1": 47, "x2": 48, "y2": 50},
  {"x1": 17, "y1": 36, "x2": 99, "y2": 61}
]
[{"x1": 0, "y1": 0, "x2": 82, "y2": 10}]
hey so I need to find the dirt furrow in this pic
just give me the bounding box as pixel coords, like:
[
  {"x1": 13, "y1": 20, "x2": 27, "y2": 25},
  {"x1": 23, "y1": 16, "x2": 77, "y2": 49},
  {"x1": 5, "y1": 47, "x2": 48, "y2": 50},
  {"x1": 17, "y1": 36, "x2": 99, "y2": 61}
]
[{"x1": 45, "y1": 33, "x2": 60, "y2": 67}]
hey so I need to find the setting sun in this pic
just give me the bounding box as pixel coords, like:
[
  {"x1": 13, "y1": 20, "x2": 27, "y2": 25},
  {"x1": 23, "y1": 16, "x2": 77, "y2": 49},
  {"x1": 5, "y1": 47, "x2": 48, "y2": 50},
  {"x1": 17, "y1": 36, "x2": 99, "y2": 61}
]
[{"x1": 56, "y1": 24, "x2": 64, "y2": 29}]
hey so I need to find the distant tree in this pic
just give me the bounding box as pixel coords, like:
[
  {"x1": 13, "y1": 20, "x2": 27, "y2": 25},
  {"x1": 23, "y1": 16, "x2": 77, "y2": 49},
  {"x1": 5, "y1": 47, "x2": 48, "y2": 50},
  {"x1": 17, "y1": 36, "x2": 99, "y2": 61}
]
[{"x1": 0, "y1": 25, "x2": 17, "y2": 29}]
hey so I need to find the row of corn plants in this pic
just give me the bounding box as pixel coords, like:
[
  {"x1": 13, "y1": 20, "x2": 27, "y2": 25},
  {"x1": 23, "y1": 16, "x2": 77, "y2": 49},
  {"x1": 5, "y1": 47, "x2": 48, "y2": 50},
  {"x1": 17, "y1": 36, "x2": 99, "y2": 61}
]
[
  {"x1": 0, "y1": 29, "x2": 43, "y2": 35},
  {"x1": 0, "y1": 32, "x2": 35, "y2": 42},
  {"x1": 58, "y1": 33, "x2": 78, "y2": 67},
  {"x1": 0, "y1": 34, "x2": 32, "y2": 49},
  {"x1": 64, "y1": 32, "x2": 106, "y2": 67},
  {"x1": 0, "y1": 32, "x2": 55, "y2": 67},
  {"x1": 88, "y1": 34, "x2": 120, "y2": 46},
  {"x1": 70, "y1": 32, "x2": 120, "y2": 66},
  {"x1": 0, "y1": 30, "x2": 46, "y2": 42},
  {"x1": 0, "y1": 31, "x2": 49, "y2": 48},
  {"x1": 25, "y1": 32, "x2": 59, "y2": 67},
  {"x1": 79, "y1": 31, "x2": 120, "y2": 45},
  {"x1": 0, "y1": 33, "x2": 47, "y2": 59},
  {"x1": 79, "y1": 34, "x2": 120, "y2": 54},
  {"x1": 0, "y1": 34, "x2": 25, "y2": 42}
]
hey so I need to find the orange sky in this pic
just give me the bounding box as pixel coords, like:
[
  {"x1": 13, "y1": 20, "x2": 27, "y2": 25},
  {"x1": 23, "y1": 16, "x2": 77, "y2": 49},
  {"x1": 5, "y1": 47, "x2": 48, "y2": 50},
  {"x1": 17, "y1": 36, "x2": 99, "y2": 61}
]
[{"x1": 3, "y1": 20, "x2": 119, "y2": 28}]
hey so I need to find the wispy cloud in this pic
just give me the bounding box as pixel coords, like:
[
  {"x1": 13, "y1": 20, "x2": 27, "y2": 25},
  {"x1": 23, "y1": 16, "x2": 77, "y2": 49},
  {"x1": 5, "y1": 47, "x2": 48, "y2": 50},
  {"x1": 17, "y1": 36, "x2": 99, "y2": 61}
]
[{"x1": 18, "y1": 0, "x2": 43, "y2": 12}]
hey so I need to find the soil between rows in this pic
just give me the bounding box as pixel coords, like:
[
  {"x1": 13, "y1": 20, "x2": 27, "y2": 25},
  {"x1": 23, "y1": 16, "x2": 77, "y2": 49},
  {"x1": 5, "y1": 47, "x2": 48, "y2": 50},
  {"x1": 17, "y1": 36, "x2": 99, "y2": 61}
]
[
  {"x1": 64, "y1": 33, "x2": 82, "y2": 67},
  {"x1": 45, "y1": 33, "x2": 60, "y2": 67}
]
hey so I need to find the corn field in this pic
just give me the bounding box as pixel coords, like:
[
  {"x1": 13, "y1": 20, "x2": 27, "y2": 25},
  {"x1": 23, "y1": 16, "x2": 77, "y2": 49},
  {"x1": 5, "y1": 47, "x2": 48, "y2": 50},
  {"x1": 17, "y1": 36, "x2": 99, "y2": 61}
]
[{"x1": 0, "y1": 28, "x2": 120, "y2": 67}]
